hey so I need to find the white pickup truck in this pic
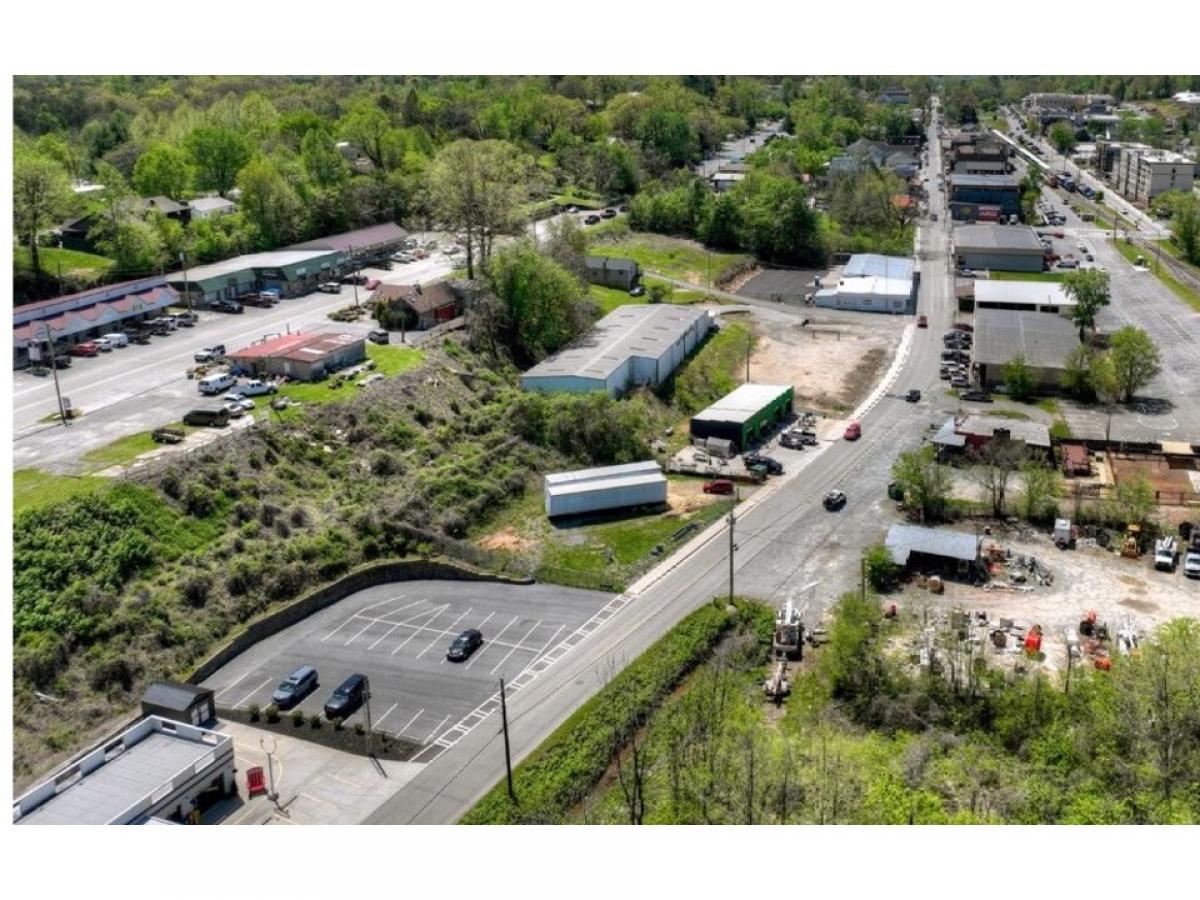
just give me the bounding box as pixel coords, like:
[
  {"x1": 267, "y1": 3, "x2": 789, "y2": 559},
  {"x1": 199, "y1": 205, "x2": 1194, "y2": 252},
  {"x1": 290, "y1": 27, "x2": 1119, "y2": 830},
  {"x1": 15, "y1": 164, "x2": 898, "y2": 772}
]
[
  {"x1": 236, "y1": 378, "x2": 278, "y2": 396},
  {"x1": 1154, "y1": 536, "x2": 1178, "y2": 572}
]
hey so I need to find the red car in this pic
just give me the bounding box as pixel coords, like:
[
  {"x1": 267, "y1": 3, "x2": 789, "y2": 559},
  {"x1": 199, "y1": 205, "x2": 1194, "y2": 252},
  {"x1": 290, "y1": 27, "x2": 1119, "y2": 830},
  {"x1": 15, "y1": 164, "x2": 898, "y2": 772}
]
[
  {"x1": 703, "y1": 479, "x2": 735, "y2": 495},
  {"x1": 917, "y1": 315, "x2": 928, "y2": 328},
  {"x1": 843, "y1": 421, "x2": 862, "y2": 441},
  {"x1": 71, "y1": 341, "x2": 100, "y2": 357},
  {"x1": 364, "y1": 278, "x2": 381, "y2": 291},
  {"x1": 951, "y1": 323, "x2": 974, "y2": 333}
]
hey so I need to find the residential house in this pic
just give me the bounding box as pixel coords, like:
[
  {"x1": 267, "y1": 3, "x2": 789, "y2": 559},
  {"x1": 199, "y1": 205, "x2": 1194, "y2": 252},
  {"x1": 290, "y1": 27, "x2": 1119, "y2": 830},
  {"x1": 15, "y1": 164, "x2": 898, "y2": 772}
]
[
  {"x1": 585, "y1": 256, "x2": 641, "y2": 291},
  {"x1": 370, "y1": 282, "x2": 462, "y2": 330}
]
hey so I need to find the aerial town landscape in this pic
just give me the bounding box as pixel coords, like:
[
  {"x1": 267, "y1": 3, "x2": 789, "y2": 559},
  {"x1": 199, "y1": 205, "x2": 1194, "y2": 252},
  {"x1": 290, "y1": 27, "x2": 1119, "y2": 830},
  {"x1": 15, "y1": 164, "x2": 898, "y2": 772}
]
[{"x1": 11, "y1": 71, "x2": 1200, "y2": 832}]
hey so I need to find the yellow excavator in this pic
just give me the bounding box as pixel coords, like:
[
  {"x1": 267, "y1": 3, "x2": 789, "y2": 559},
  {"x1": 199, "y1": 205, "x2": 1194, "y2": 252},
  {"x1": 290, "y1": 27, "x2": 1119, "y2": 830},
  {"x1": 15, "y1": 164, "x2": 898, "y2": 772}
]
[{"x1": 1121, "y1": 523, "x2": 1142, "y2": 559}]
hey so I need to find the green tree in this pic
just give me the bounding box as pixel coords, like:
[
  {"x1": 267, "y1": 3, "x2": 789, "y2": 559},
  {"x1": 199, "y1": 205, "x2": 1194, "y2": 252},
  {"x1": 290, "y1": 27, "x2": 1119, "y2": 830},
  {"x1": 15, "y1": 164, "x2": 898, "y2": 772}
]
[
  {"x1": 1018, "y1": 461, "x2": 1061, "y2": 522},
  {"x1": 700, "y1": 192, "x2": 742, "y2": 250},
  {"x1": 1061, "y1": 344, "x2": 1096, "y2": 400},
  {"x1": 863, "y1": 544, "x2": 899, "y2": 593},
  {"x1": 1062, "y1": 268, "x2": 1111, "y2": 342},
  {"x1": 337, "y1": 101, "x2": 403, "y2": 172},
  {"x1": 1111, "y1": 471, "x2": 1156, "y2": 527},
  {"x1": 236, "y1": 157, "x2": 302, "y2": 250},
  {"x1": 1049, "y1": 121, "x2": 1076, "y2": 155},
  {"x1": 1169, "y1": 193, "x2": 1200, "y2": 264},
  {"x1": 1002, "y1": 354, "x2": 1037, "y2": 401},
  {"x1": 427, "y1": 139, "x2": 532, "y2": 278},
  {"x1": 13, "y1": 151, "x2": 72, "y2": 276},
  {"x1": 1108, "y1": 325, "x2": 1161, "y2": 403},
  {"x1": 1090, "y1": 351, "x2": 1122, "y2": 445},
  {"x1": 891, "y1": 445, "x2": 952, "y2": 523},
  {"x1": 736, "y1": 172, "x2": 824, "y2": 266},
  {"x1": 541, "y1": 215, "x2": 588, "y2": 283},
  {"x1": 636, "y1": 108, "x2": 698, "y2": 173},
  {"x1": 485, "y1": 240, "x2": 594, "y2": 365},
  {"x1": 184, "y1": 125, "x2": 252, "y2": 197},
  {"x1": 94, "y1": 217, "x2": 166, "y2": 274},
  {"x1": 300, "y1": 130, "x2": 349, "y2": 188},
  {"x1": 132, "y1": 143, "x2": 193, "y2": 199}
]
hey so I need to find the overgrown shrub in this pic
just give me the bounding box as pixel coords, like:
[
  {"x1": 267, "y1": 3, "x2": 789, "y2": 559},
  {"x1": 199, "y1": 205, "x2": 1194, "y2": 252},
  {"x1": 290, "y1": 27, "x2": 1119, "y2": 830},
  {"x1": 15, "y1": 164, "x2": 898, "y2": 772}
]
[
  {"x1": 180, "y1": 573, "x2": 212, "y2": 608},
  {"x1": 265, "y1": 703, "x2": 280, "y2": 723},
  {"x1": 183, "y1": 483, "x2": 218, "y2": 518},
  {"x1": 291, "y1": 709, "x2": 304, "y2": 726},
  {"x1": 249, "y1": 703, "x2": 261, "y2": 722}
]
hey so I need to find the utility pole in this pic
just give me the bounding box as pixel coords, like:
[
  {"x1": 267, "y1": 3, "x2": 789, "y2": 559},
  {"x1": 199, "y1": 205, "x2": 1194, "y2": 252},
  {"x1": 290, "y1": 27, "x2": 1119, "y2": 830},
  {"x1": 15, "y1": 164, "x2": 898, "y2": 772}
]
[
  {"x1": 746, "y1": 331, "x2": 751, "y2": 383},
  {"x1": 350, "y1": 244, "x2": 360, "y2": 308},
  {"x1": 500, "y1": 677, "x2": 515, "y2": 803},
  {"x1": 43, "y1": 324, "x2": 68, "y2": 426},
  {"x1": 179, "y1": 249, "x2": 192, "y2": 318},
  {"x1": 363, "y1": 675, "x2": 374, "y2": 758},
  {"x1": 260, "y1": 737, "x2": 279, "y2": 803}
]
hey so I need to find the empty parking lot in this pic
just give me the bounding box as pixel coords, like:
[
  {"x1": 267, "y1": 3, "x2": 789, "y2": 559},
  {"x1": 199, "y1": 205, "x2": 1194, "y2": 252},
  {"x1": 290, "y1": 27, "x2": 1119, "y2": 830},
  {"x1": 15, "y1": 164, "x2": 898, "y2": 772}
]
[{"x1": 202, "y1": 580, "x2": 612, "y2": 750}]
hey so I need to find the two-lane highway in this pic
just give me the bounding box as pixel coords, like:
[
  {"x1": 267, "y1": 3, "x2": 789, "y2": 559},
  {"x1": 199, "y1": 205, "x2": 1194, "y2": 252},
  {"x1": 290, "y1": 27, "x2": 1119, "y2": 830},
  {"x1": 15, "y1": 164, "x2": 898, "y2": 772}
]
[{"x1": 364, "y1": 102, "x2": 956, "y2": 825}]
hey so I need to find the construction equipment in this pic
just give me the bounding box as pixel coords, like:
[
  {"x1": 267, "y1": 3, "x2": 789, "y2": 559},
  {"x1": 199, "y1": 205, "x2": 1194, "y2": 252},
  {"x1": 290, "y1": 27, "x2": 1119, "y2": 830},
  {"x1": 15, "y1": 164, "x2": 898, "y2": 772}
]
[
  {"x1": 1024, "y1": 624, "x2": 1044, "y2": 655},
  {"x1": 772, "y1": 601, "x2": 805, "y2": 660},
  {"x1": 1121, "y1": 524, "x2": 1142, "y2": 559},
  {"x1": 763, "y1": 661, "x2": 791, "y2": 703}
]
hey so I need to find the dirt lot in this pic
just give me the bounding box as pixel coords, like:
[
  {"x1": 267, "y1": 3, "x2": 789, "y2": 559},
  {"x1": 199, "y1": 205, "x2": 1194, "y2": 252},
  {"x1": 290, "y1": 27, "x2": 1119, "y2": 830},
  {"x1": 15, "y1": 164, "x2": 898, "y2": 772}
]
[
  {"x1": 892, "y1": 526, "x2": 1200, "y2": 675},
  {"x1": 748, "y1": 320, "x2": 898, "y2": 416},
  {"x1": 667, "y1": 477, "x2": 725, "y2": 513}
]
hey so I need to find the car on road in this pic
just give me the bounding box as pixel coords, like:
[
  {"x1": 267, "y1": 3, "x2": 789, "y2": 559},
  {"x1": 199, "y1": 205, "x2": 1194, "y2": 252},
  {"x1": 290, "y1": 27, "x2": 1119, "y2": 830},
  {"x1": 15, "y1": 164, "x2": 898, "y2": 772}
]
[
  {"x1": 601, "y1": 208, "x2": 617, "y2": 218},
  {"x1": 823, "y1": 489, "x2": 847, "y2": 511},
  {"x1": 318, "y1": 281, "x2": 341, "y2": 293},
  {"x1": 905, "y1": 389, "x2": 921, "y2": 403},
  {"x1": 744, "y1": 453, "x2": 783, "y2": 475},
  {"x1": 212, "y1": 299, "x2": 244, "y2": 314},
  {"x1": 272, "y1": 666, "x2": 319, "y2": 710},
  {"x1": 629, "y1": 285, "x2": 645, "y2": 297},
  {"x1": 174, "y1": 313, "x2": 198, "y2": 327},
  {"x1": 584, "y1": 214, "x2": 601, "y2": 225},
  {"x1": 951, "y1": 375, "x2": 971, "y2": 389},
  {"x1": 843, "y1": 421, "x2": 861, "y2": 441},
  {"x1": 917, "y1": 315, "x2": 928, "y2": 328},
  {"x1": 447, "y1": 629, "x2": 484, "y2": 662},
  {"x1": 93, "y1": 337, "x2": 114, "y2": 352},
  {"x1": 703, "y1": 479, "x2": 735, "y2": 495},
  {"x1": 340, "y1": 274, "x2": 368, "y2": 286},
  {"x1": 368, "y1": 329, "x2": 390, "y2": 344},
  {"x1": 324, "y1": 674, "x2": 368, "y2": 720},
  {"x1": 955, "y1": 268, "x2": 976, "y2": 279},
  {"x1": 364, "y1": 277, "x2": 381, "y2": 291},
  {"x1": 71, "y1": 341, "x2": 100, "y2": 357},
  {"x1": 960, "y1": 389, "x2": 993, "y2": 402},
  {"x1": 1056, "y1": 258, "x2": 1079, "y2": 269},
  {"x1": 194, "y1": 344, "x2": 226, "y2": 363}
]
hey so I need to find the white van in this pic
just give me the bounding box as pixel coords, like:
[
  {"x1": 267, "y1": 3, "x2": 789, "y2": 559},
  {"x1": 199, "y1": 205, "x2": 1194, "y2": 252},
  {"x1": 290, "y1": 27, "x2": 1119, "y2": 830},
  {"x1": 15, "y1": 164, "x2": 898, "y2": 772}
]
[
  {"x1": 101, "y1": 332, "x2": 129, "y2": 347},
  {"x1": 198, "y1": 372, "x2": 236, "y2": 395}
]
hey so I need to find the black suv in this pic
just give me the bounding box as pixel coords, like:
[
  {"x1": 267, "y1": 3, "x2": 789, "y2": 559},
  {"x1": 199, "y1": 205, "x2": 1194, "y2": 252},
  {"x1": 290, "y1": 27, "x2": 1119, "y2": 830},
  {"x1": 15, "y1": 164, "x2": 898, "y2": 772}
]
[
  {"x1": 324, "y1": 674, "x2": 367, "y2": 720},
  {"x1": 212, "y1": 299, "x2": 244, "y2": 314},
  {"x1": 447, "y1": 629, "x2": 484, "y2": 662},
  {"x1": 744, "y1": 453, "x2": 783, "y2": 475}
]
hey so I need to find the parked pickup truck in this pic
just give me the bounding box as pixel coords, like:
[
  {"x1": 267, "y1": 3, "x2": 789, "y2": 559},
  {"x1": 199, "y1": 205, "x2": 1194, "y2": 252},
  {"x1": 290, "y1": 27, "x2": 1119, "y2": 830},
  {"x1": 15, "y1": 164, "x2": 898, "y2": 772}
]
[
  {"x1": 194, "y1": 344, "x2": 227, "y2": 363},
  {"x1": 236, "y1": 378, "x2": 278, "y2": 396},
  {"x1": 1154, "y1": 536, "x2": 1178, "y2": 571}
]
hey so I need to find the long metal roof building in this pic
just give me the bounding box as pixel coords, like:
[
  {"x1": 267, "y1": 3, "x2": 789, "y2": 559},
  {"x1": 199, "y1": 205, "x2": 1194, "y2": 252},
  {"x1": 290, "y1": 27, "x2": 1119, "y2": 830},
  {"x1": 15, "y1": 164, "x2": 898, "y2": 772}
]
[
  {"x1": 885, "y1": 524, "x2": 982, "y2": 566},
  {"x1": 544, "y1": 460, "x2": 668, "y2": 518},
  {"x1": 520, "y1": 304, "x2": 711, "y2": 396}
]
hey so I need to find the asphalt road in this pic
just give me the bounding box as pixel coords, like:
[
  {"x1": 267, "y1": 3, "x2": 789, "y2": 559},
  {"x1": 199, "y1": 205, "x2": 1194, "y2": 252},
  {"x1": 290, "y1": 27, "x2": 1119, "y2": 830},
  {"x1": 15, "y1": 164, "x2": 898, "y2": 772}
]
[
  {"x1": 363, "y1": 104, "x2": 955, "y2": 825},
  {"x1": 696, "y1": 121, "x2": 785, "y2": 179},
  {"x1": 12, "y1": 247, "x2": 455, "y2": 472},
  {"x1": 202, "y1": 581, "x2": 611, "y2": 747}
]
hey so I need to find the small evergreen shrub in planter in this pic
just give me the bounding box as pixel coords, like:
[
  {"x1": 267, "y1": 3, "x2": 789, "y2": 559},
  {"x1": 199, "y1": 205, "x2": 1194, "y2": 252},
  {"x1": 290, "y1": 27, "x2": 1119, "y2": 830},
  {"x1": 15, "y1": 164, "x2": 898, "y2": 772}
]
[
  {"x1": 248, "y1": 703, "x2": 261, "y2": 723},
  {"x1": 291, "y1": 709, "x2": 304, "y2": 727},
  {"x1": 265, "y1": 703, "x2": 280, "y2": 724},
  {"x1": 355, "y1": 722, "x2": 365, "y2": 736},
  {"x1": 333, "y1": 717, "x2": 345, "y2": 732},
  {"x1": 309, "y1": 714, "x2": 322, "y2": 729}
]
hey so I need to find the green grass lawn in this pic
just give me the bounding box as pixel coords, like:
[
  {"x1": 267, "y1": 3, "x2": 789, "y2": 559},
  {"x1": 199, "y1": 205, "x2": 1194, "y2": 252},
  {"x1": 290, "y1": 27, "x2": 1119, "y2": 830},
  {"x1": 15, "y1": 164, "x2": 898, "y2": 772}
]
[
  {"x1": 79, "y1": 430, "x2": 162, "y2": 471},
  {"x1": 1112, "y1": 239, "x2": 1200, "y2": 312},
  {"x1": 15, "y1": 246, "x2": 115, "y2": 277},
  {"x1": 589, "y1": 278, "x2": 716, "y2": 315},
  {"x1": 588, "y1": 233, "x2": 750, "y2": 287},
  {"x1": 13, "y1": 469, "x2": 107, "y2": 515},
  {"x1": 987, "y1": 270, "x2": 1067, "y2": 283},
  {"x1": 277, "y1": 345, "x2": 425, "y2": 408}
]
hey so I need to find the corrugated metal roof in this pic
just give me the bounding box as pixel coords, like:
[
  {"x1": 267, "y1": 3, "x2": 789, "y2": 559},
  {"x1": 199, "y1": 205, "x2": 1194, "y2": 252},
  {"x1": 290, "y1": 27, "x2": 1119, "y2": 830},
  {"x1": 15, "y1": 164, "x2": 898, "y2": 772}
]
[
  {"x1": 950, "y1": 173, "x2": 1020, "y2": 188},
  {"x1": 974, "y1": 281, "x2": 1075, "y2": 308},
  {"x1": 960, "y1": 415, "x2": 1051, "y2": 448},
  {"x1": 954, "y1": 224, "x2": 1043, "y2": 253},
  {"x1": 973, "y1": 309, "x2": 1078, "y2": 370},
  {"x1": 692, "y1": 383, "x2": 792, "y2": 426},
  {"x1": 287, "y1": 222, "x2": 407, "y2": 253},
  {"x1": 886, "y1": 524, "x2": 981, "y2": 565},
  {"x1": 844, "y1": 253, "x2": 915, "y2": 280},
  {"x1": 231, "y1": 332, "x2": 360, "y2": 362},
  {"x1": 141, "y1": 681, "x2": 210, "y2": 710},
  {"x1": 545, "y1": 460, "x2": 661, "y2": 487},
  {"x1": 522, "y1": 305, "x2": 709, "y2": 383},
  {"x1": 932, "y1": 418, "x2": 967, "y2": 447},
  {"x1": 165, "y1": 250, "x2": 337, "y2": 284},
  {"x1": 547, "y1": 472, "x2": 667, "y2": 499}
]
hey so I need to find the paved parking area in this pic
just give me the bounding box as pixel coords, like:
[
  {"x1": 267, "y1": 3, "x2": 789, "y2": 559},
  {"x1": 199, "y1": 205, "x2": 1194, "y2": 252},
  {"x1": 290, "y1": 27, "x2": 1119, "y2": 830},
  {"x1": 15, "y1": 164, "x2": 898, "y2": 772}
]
[
  {"x1": 737, "y1": 268, "x2": 822, "y2": 302},
  {"x1": 202, "y1": 580, "x2": 611, "y2": 749}
]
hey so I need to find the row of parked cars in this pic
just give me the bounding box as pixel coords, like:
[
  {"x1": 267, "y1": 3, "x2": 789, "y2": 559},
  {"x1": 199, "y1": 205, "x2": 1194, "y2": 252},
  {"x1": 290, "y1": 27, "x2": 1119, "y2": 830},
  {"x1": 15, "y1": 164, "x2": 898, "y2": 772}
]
[{"x1": 50, "y1": 312, "x2": 201, "y2": 365}]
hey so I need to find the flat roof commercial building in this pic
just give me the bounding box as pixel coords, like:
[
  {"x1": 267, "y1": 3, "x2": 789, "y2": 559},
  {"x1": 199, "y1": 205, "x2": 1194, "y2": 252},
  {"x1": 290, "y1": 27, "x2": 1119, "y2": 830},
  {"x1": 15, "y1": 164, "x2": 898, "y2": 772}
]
[
  {"x1": 1113, "y1": 146, "x2": 1195, "y2": 202},
  {"x1": 973, "y1": 280, "x2": 1075, "y2": 314},
  {"x1": 287, "y1": 222, "x2": 408, "y2": 266},
  {"x1": 932, "y1": 415, "x2": 1052, "y2": 457},
  {"x1": 814, "y1": 253, "x2": 917, "y2": 314},
  {"x1": 953, "y1": 225, "x2": 1045, "y2": 272},
  {"x1": 229, "y1": 331, "x2": 366, "y2": 381},
  {"x1": 544, "y1": 460, "x2": 668, "y2": 518},
  {"x1": 14, "y1": 716, "x2": 235, "y2": 825},
  {"x1": 166, "y1": 249, "x2": 342, "y2": 304},
  {"x1": 12, "y1": 276, "x2": 179, "y2": 368},
  {"x1": 973, "y1": 308, "x2": 1079, "y2": 391},
  {"x1": 690, "y1": 383, "x2": 794, "y2": 451},
  {"x1": 520, "y1": 305, "x2": 711, "y2": 397},
  {"x1": 949, "y1": 174, "x2": 1021, "y2": 221}
]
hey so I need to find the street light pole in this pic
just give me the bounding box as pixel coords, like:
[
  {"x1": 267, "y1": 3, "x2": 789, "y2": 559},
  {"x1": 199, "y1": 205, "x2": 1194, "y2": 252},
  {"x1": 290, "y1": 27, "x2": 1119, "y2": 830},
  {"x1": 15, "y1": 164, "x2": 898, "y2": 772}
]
[
  {"x1": 500, "y1": 677, "x2": 515, "y2": 803},
  {"x1": 363, "y1": 675, "x2": 374, "y2": 758},
  {"x1": 727, "y1": 505, "x2": 737, "y2": 603},
  {"x1": 43, "y1": 323, "x2": 68, "y2": 426},
  {"x1": 179, "y1": 249, "x2": 192, "y2": 318}
]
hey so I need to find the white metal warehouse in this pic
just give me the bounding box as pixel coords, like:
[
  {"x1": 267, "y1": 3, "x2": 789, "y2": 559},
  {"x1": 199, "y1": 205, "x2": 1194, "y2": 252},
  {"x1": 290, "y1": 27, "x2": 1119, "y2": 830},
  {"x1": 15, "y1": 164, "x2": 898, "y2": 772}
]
[
  {"x1": 544, "y1": 460, "x2": 668, "y2": 518},
  {"x1": 814, "y1": 253, "x2": 916, "y2": 314},
  {"x1": 520, "y1": 305, "x2": 711, "y2": 396}
]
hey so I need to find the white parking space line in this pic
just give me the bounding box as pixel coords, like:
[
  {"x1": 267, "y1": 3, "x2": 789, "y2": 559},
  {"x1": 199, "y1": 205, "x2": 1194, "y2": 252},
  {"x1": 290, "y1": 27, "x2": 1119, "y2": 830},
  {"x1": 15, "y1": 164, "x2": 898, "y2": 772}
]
[
  {"x1": 424, "y1": 715, "x2": 451, "y2": 744},
  {"x1": 364, "y1": 599, "x2": 430, "y2": 650},
  {"x1": 375, "y1": 702, "x2": 399, "y2": 728},
  {"x1": 489, "y1": 620, "x2": 543, "y2": 676},
  {"x1": 321, "y1": 593, "x2": 405, "y2": 642},
  {"x1": 397, "y1": 709, "x2": 424, "y2": 737},
  {"x1": 389, "y1": 605, "x2": 450, "y2": 656},
  {"x1": 464, "y1": 615, "x2": 519, "y2": 670},
  {"x1": 417, "y1": 607, "x2": 472, "y2": 660},
  {"x1": 232, "y1": 677, "x2": 272, "y2": 709},
  {"x1": 212, "y1": 670, "x2": 252, "y2": 699}
]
